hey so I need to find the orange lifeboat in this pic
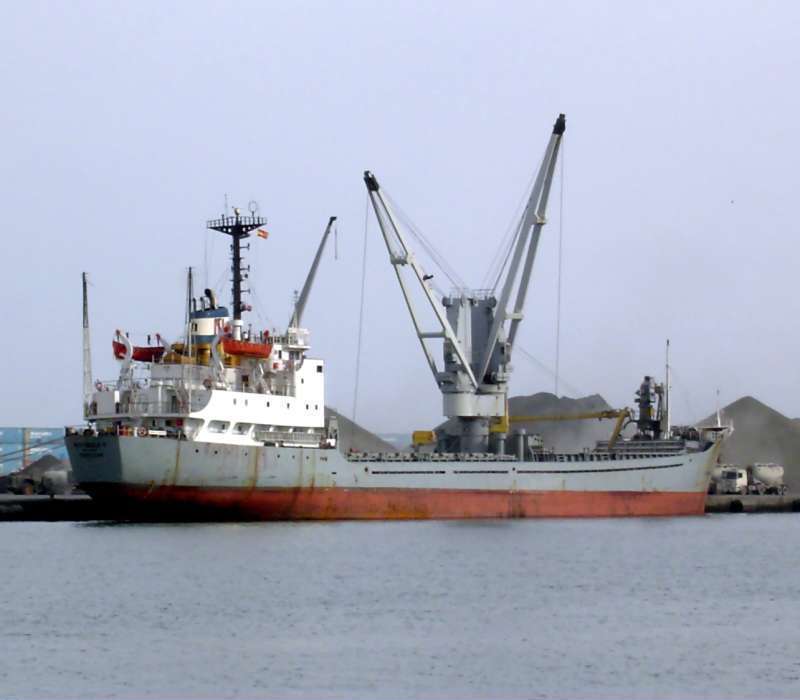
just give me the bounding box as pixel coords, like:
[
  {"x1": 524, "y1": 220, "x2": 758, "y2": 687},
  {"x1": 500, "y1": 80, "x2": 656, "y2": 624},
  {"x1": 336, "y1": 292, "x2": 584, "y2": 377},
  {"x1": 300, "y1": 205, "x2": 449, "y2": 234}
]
[
  {"x1": 113, "y1": 331, "x2": 167, "y2": 362},
  {"x1": 112, "y1": 341, "x2": 167, "y2": 362},
  {"x1": 221, "y1": 338, "x2": 273, "y2": 359}
]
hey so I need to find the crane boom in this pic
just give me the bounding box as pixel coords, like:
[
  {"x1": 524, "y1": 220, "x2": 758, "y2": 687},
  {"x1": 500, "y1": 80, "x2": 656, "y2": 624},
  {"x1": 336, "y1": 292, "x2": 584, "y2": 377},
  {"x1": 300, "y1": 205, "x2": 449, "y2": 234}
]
[
  {"x1": 507, "y1": 408, "x2": 631, "y2": 449},
  {"x1": 508, "y1": 409, "x2": 628, "y2": 423},
  {"x1": 290, "y1": 216, "x2": 337, "y2": 328},
  {"x1": 364, "y1": 172, "x2": 478, "y2": 390},
  {"x1": 476, "y1": 114, "x2": 565, "y2": 383},
  {"x1": 364, "y1": 114, "x2": 566, "y2": 453}
]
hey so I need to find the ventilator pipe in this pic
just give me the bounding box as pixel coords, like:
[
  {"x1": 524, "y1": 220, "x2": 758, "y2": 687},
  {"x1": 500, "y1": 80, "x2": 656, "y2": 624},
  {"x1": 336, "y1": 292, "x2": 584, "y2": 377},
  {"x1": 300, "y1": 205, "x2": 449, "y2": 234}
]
[{"x1": 210, "y1": 331, "x2": 227, "y2": 388}]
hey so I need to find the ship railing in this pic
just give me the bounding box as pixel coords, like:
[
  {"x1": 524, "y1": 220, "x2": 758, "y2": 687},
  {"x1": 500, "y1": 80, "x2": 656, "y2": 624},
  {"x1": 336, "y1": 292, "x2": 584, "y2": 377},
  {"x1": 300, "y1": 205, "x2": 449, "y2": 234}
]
[
  {"x1": 256, "y1": 429, "x2": 323, "y2": 446},
  {"x1": 529, "y1": 448, "x2": 684, "y2": 463},
  {"x1": 112, "y1": 425, "x2": 182, "y2": 439},
  {"x1": 92, "y1": 379, "x2": 127, "y2": 392},
  {"x1": 90, "y1": 395, "x2": 209, "y2": 418},
  {"x1": 344, "y1": 448, "x2": 687, "y2": 464},
  {"x1": 68, "y1": 424, "x2": 182, "y2": 439},
  {"x1": 346, "y1": 451, "x2": 517, "y2": 462},
  {"x1": 444, "y1": 288, "x2": 494, "y2": 301},
  {"x1": 272, "y1": 328, "x2": 310, "y2": 348},
  {"x1": 94, "y1": 378, "x2": 194, "y2": 392},
  {"x1": 94, "y1": 377, "x2": 298, "y2": 399}
]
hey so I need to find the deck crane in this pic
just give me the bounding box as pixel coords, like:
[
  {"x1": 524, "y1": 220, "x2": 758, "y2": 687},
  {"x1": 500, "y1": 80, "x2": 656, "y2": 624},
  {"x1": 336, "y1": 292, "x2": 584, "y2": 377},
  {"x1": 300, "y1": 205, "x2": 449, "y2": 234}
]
[
  {"x1": 364, "y1": 113, "x2": 566, "y2": 453},
  {"x1": 507, "y1": 409, "x2": 632, "y2": 450},
  {"x1": 289, "y1": 216, "x2": 337, "y2": 329}
]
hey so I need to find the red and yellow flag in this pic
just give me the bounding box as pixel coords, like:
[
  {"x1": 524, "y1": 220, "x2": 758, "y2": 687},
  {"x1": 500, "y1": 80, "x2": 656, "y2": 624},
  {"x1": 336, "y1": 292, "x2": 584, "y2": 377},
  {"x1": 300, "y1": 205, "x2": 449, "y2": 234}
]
[{"x1": 257, "y1": 229, "x2": 269, "y2": 239}]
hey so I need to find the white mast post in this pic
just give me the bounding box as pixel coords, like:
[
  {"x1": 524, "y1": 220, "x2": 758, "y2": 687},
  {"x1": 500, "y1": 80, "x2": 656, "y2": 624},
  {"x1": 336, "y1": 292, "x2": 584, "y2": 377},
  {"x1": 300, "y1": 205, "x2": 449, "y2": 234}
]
[
  {"x1": 185, "y1": 267, "x2": 194, "y2": 414},
  {"x1": 665, "y1": 339, "x2": 671, "y2": 438},
  {"x1": 82, "y1": 272, "x2": 93, "y2": 420}
]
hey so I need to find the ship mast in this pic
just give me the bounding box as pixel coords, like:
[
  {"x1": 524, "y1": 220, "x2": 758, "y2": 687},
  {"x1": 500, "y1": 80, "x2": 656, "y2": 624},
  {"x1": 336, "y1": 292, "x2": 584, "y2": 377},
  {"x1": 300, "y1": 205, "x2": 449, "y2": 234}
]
[
  {"x1": 664, "y1": 338, "x2": 671, "y2": 438},
  {"x1": 184, "y1": 267, "x2": 194, "y2": 412},
  {"x1": 82, "y1": 272, "x2": 93, "y2": 419},
  {"x1": 206, "y1": 207, "x2": 267, "y2": 340}
]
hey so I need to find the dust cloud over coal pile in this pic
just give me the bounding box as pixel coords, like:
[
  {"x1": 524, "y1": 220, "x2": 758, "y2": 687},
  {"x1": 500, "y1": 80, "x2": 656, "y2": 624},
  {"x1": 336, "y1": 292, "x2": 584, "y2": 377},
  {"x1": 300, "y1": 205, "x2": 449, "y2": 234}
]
[
  {"x1": 434, "y1": 393, "x2": 629, "y2": 452},
  {"x1": 507, "y1": 393, "x2": 627, "y2": 451},
  {"x1": 700, "y1": 397, "x2": 800, "y2": 492}
]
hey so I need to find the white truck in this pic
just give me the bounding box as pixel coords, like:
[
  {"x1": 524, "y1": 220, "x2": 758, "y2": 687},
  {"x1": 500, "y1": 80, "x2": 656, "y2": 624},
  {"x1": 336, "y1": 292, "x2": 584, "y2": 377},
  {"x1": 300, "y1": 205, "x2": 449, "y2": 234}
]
[{"x1": 711, "y1": 463, "x2": 787, "y2": 495}]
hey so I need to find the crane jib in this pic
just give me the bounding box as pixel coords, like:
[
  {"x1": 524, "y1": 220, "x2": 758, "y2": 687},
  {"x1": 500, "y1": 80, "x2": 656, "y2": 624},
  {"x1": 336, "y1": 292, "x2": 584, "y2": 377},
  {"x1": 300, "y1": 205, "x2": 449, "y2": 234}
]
[{"x1": 363, "y1": 114, "x2": 566, "y2": 454}]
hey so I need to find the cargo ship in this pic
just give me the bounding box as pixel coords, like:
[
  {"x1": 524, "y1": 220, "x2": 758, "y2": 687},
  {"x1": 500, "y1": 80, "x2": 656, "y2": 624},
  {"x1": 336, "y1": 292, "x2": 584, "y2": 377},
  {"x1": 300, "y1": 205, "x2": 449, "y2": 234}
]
[{"x1": 66, "y1": 114, "x2": 725, "y2": 519}]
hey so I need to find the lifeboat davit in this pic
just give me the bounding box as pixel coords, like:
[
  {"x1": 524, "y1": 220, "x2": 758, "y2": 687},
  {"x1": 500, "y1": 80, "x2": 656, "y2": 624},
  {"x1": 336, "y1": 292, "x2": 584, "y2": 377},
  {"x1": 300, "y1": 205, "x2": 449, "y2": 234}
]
[
  {"x1": 221, "y1": 338, "x2": 273, "y2": 359},
  {"x1": 112, "y1": 341, "x2": 167, "y2": 362}
]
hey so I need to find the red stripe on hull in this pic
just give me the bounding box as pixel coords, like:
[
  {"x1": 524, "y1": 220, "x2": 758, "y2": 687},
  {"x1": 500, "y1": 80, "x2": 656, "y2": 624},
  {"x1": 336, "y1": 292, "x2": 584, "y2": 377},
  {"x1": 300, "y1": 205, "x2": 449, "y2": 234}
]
[{"x1": 83, "y1": 484, "x2": 706, "y2": 520}]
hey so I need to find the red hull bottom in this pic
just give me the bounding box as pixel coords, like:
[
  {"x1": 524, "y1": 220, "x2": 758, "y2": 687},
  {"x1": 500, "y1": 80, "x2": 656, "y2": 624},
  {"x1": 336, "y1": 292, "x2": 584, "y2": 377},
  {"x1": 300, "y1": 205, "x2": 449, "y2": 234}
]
[{"x1": 83, "y1": 484, "x2": 707, "y2": 520}]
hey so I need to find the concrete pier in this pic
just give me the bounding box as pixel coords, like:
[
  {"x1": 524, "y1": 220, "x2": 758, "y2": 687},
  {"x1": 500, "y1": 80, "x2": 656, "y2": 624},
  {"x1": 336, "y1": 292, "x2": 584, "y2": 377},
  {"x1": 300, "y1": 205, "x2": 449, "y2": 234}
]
[
  {"x1": 0, "y1": 494, "x2": 108, "y2": 521},
  {"x1": 705, "y1": 494, "x2": 800, "y2": 513}
]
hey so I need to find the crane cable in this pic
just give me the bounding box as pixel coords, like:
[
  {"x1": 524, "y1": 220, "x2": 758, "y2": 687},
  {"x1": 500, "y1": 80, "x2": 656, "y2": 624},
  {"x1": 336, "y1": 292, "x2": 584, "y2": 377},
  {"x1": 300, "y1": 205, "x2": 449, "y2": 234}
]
[
  {"x1": 484, "y1": 167, "x2": 538, "y2": 292},
  {"x1": 515, "y1": 345, "x2": 584, "y2": 399},
  {"x1": 482, "y1": 144, "x2": 548, "y2": 292},
  {"x1": 555, "y1": 139, "x2": 565, "y2": 396},
  {"x1": 351, "y1": 192, "x2": 370, "y2": 423},
  {"x1": 383, "y1": 190, "x2": 467, "y2": 292}
]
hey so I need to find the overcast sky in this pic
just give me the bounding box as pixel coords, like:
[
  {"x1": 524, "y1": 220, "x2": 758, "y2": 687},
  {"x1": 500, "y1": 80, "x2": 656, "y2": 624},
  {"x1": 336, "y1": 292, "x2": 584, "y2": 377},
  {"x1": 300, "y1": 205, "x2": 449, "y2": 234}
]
[{"x1": 2, "y1": 1, "x2": 799, "y2": 433}]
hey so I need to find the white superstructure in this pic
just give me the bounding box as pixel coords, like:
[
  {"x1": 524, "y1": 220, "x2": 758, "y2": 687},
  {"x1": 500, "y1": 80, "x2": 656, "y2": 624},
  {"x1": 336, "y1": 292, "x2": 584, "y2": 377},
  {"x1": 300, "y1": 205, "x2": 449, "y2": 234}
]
[{"x1": 93, "y1": 323, "x2": 328, "y2": 449}]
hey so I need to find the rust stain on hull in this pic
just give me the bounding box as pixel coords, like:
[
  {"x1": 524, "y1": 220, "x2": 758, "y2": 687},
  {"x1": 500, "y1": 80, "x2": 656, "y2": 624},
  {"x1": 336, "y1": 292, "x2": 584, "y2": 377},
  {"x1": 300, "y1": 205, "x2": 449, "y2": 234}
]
[{"x1": 83, "y1": 484, "x2": 706, "y2": 520}]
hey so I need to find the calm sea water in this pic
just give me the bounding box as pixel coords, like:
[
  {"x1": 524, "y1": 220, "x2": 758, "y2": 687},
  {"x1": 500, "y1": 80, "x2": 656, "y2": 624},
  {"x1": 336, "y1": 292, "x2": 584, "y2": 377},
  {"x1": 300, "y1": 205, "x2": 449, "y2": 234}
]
[{"x1": 2, "y1": 515, "x2": 800, "y2": 700}]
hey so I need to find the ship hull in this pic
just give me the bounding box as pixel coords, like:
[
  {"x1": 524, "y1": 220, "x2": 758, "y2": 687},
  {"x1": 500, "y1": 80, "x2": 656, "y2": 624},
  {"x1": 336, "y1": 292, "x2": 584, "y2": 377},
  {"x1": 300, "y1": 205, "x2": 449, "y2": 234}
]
[
  {"x1": 66, "y1": 435, "x2": 719, "y2": 520},
  {"x1": 79, "y1": 482, "x2": 706, "y2": 520}
]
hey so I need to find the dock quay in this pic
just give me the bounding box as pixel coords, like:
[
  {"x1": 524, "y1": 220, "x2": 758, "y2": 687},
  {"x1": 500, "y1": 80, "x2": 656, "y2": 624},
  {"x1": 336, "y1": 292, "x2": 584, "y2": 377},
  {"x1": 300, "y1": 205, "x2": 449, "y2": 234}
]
[
  {"x1": 705, "y1": 494, "x2": 800, "y2": 513},
  {"x1": 0, "y1": 494, "x2": 107, "y2": 521}
]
